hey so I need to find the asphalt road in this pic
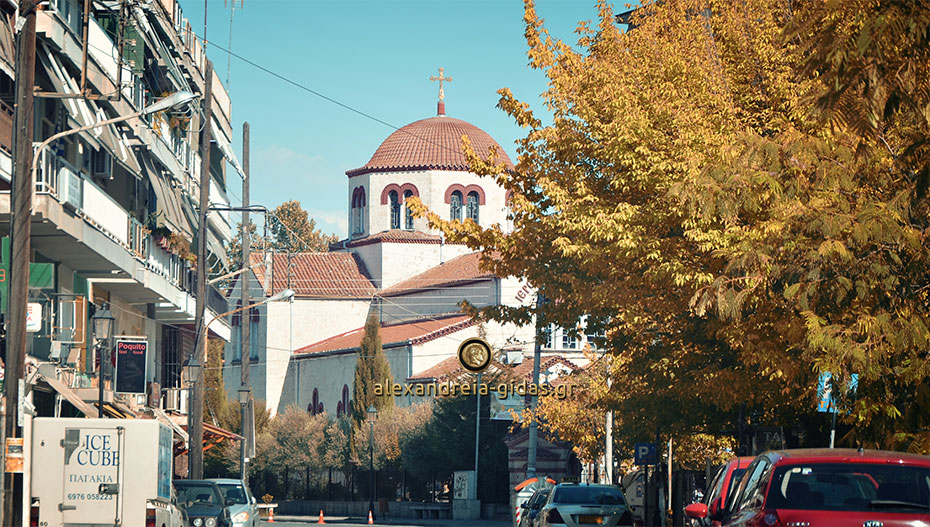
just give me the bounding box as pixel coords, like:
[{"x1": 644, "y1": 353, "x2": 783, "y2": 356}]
[{"x1": 261, "y1": 519, "x2": 511, "y2": 527}]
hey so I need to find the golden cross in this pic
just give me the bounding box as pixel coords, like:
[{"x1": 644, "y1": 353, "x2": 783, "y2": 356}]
[{"x1": 430, "y1": 67, "x2": 453, "y2": 101}]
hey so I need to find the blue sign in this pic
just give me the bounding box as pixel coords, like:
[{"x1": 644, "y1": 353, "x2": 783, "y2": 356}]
[
  {"x1": 817, "y1": 372, "x2": 859, "y2": 413},
  {"x1": 634, "y1": 442, "x2": 657, "y2": 465}
]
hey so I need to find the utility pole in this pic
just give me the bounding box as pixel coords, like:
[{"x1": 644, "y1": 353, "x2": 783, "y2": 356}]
[
  {"x1": 526, "y1": 293, "x2": 544, "y2": 479},
  {"x1": 3, "y1": 1, "x2": 38, "y2": 524},
  {"x1": 239, "y1": 122, "x2": 251, "y2": 482},
  {"x1": 189, "y1": 59, "x2": 213, "y2": 480}
]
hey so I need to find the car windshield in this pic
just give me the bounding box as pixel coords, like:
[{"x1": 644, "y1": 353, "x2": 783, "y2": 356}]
[
  {"x1": 766, "y1": 463, "x2": 930, "y2": 512},
  {"x1": 175, "y1": 484, "x2": 220, "y2": 505},
  {"x1": 217, "y1": 483, "x2": 248, "y2": 505},
  {"x1": 553, "y1": 486, "x2": 625, "y2": 505}
]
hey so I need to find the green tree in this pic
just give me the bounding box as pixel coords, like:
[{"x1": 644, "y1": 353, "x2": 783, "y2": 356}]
[
  {"x1": 351, "y1": 313, "x2": 394, "y2": 436},
  {"x1": 270, "y1": 200, "x2": 338, "y2": 253}
]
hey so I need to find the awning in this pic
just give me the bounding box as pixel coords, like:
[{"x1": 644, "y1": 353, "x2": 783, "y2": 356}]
[
  {"x1": 210, "y1": 119, "x2": 244, "y2": 178},
  {"x1": 144, "y1": 155, "x2": 193, "y2": 237},
  {"x1": 0, "y1": 12, "x2": 15, "y2": 78},
  {"x1": 173, "y1": 420, "x2": 242, "y2": 456},
  {"x1": 96, "y1": 401, "x2": 136, "y2": 419},
  {"x1": 207, "y1": 229, "x2": 229, "y2": 269},
  {"x1": 37, "y1": 374, "x2": 99, "y2": 418},
  {"x1": 37, "y1": 44, "x2": 142, "y2": 176}
]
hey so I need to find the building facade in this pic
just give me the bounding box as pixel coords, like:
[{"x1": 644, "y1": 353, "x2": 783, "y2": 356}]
[{"x1": 0, "y1": 0, "x2": 238, "y2": 441}]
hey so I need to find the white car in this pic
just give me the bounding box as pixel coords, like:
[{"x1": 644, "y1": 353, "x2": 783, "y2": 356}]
[
  {"x1": 207, "y1": 479, "x2": 259, "y2": 527},
  {"x1": 538, "y1": 483, "x2": 634, "y2": 527}
]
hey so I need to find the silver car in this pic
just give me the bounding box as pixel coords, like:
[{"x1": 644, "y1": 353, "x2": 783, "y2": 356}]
[
  {"x1": 538, "y1": 483, "x2": 634, "y2": 527},
  {"x1": 207, "y1": 478, "x2": 259, "y2": 527}
]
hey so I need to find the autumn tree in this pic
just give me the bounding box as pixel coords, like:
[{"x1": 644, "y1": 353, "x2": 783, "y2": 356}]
[
  {"x1": 409, "y1": 0, "x2": 930, "y2": 451},
  {"x1": 270, "y1": 200, "x2": 338, "y2": 253}
]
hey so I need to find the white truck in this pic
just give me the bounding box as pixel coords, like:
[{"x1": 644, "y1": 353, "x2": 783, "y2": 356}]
[{"x1": 30, "y1": 417, "x2": 186, "y2": 527}]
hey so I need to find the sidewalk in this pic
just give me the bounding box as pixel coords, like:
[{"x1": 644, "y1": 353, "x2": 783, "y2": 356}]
[{"x1": 269, "y1": 514, "x2": 510, "y2": 527}]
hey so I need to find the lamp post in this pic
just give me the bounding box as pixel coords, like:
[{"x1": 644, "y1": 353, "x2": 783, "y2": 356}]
[
  {"x1": 186, "y1": 288, "x2": 294, "y2": 478},
  {"x1": 368, "y1": 405, "x2": 377, "y2": 522},
  {"x1": 92, "y1": 302, "x2": 114, "y2": 418}
]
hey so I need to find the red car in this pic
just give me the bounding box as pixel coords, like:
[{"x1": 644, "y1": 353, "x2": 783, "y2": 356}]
[
  {"x1": 685, "y1": 456, "x2": 754, "y2": 526},
  {"x1": 718, "y1": 448, "x2": 930, "y2": 526}
]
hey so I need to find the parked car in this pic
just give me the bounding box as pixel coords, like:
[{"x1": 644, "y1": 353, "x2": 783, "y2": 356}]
[
  {"x1": 684, "y1": 456, "x2": 753, "y2": 526},
  {"x1": 520, "y1": 487, "x2": 553, "y2": 527},
  {"x1": 207, "y1": 479, "x2": 259, "y2": 527},
  {"x1": 719, "y1": 448, "x2": 930, "y2": 526},
  {"x1": 174, "y1": 480, "x2": 232, "y2": 527},
  {"x1": 538, "y1": 482, "x2": 634, "y2": 527}
]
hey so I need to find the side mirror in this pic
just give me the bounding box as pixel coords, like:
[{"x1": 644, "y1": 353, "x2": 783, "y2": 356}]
[
  {"x1": 521, "y1": 503, "x2": 529, "y2": 509},
  {"x1": 251, "y1": 496, "x2": 257, "y2": 505},
  {"x1": 684, "y1": 503, "x2": 708, "y2": 519}
]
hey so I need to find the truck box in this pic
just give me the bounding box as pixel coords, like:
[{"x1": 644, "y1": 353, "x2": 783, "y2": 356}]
[{"x1": 30, "y1": 417, "x2": 183, "y2": 527}]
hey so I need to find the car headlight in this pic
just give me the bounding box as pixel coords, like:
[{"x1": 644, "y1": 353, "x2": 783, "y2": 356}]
[
  {"x1": 193, "y1": 519, "x2": 203, "y2": 527},
  {"x1": 233, "y1": 512, "x2": 249, "y2": 523},
  {"x1": 205, "y1": 518, "x2": 217, "y2": 527}
]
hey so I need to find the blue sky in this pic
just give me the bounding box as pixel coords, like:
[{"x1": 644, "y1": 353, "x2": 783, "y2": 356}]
[{"x1": 176, "y1": 0, "x2": 619, "y2": 238}]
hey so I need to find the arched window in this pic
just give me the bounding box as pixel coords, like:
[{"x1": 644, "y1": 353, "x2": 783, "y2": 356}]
[
  {"x1": 466, "y1": 191, "x2": 479, "y2": 223},
  {"x1": 403, "y1": 190, "x2": 414, "y2": 229},
  {"x1": 351, "y1": 187, "x2": 366, "y2": 235},
  {"x1": 389, "y1": 190, "x2": 400, "y2": 229},
  {"x1": 450, "y1": 191, "x2": 463, "y2": 221},
  {"x1": 310, "y1": 388, "x2": 319, "y2": 415}
]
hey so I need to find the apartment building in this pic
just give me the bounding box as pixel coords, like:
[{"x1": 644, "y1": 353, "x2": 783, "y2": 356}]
[{"x1": 0, "y1": 0, "x2": 238, "y2": 432}]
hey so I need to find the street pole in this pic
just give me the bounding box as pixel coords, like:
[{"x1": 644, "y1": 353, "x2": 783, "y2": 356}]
[
  {"x1": 4, "y1": 1, "x2": 38, "y2": 524},
  {"x1": 604, "y1": 354, "x2": 612, "y2": 484},
  {"x1": 189, "y1": 59, "x2": 213, "y2": 480},
  {"x1": 369, "y1": 418, "x2": 375, "y2": 521},
  {"x1": 526, "y1": 293, "x2": 544, "y2": 479},
  {"x1": 239, "y1": 122, "x2": 251, "y2": 482},
  {"x1": 474, "y1": 372, "x2": 481, "y2": 499}
]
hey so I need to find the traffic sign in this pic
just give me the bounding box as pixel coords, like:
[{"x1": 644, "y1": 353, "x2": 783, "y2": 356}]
[{"x1": 634, "y1": 442, "x2": 657, "y2": 465}]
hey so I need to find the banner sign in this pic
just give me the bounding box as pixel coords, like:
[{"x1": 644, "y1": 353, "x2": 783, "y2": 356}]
[{"x1": 115, "y1": 339, "x2": 147, "y2": 394}]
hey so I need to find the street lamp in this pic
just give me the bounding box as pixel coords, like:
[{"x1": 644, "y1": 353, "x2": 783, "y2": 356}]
[
  {"x1": 187, "y1": 288, "x2": 295, "y2": 478},
  {"x1": 31, "y1": 91, "x2": 198, "y2": 183},
  {"x1": 368, "y1": 405, "x2": 377, "y2": 522},
  {"x1": 92, "y1": 302, "x2": 114, "y2": 418}
]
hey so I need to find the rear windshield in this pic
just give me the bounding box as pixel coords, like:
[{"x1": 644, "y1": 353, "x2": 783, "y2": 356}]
[
  {"x1": 553, "y1": 486, "x2": 626, "y2": 505},
  {"x1": 175, "y1": 484, "x2": 220, "y2": 505},
  {"x1": 766, "y1": 463, "x2": 930, "y2": 512},
  {"x1": 217, "y1": 483, "x2": 248, "y2": 504}
]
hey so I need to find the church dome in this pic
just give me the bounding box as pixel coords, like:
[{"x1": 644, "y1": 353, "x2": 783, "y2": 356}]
[{"x1": 346, "y1": 116, "x2": 514, "y2": 177}]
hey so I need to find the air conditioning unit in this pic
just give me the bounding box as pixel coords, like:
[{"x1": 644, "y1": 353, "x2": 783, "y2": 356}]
[
  {"x1": 163, "y1": 388, "x2": 182, "y2": 411},
  {"x1": 92, "y1": 148, "x2": 112, "y2": 179}
]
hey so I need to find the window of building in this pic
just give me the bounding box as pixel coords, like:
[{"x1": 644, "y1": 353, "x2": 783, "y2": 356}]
[
  {"x1": 351, "y1": 187, "x2": 366, "y2": 235},
  {"x1": 403, "y1": 190, "x2": 414, "y2": 229},
  {"x1": 466, "y1": 191, "x2": 479, "y2": 223},
  {"x1": 389, "y1": 190, "x2": 400, "y2": 229},
  {"x1": 450, "y1": 191, "x2": 463, "y2": 221},
  {"x1": 562, "y1": 331, "x2": 578, "y2": 349},
  {"x1": 310, "y1": 388, "x2": 320, "y2": 415}
]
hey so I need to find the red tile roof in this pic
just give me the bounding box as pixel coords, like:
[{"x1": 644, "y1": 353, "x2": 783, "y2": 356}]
[
  {"x1": 381, "y1": 252, "x2": 494, "y2": 296},
  {"x1": 249, "y1": 252, "x2": 376, "y2": 299},
  {"x1": 346, "y1": 116, "x2": 514, "y2": 177},
  {"x1": 334, "y1": 229, "x2": 446, "y2": 250},
  {"x1": 293, "y1": 314, "x2": 476, "y2": 355}
]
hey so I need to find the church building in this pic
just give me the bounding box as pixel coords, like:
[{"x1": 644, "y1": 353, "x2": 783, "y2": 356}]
[{"x1": 223, "y1": 72, "x2": 593, "y2": 418}]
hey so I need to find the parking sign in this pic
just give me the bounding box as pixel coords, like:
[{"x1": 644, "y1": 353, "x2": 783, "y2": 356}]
[{"x1": 634, "y1": 442, "x2": 657, "y2": 465}]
